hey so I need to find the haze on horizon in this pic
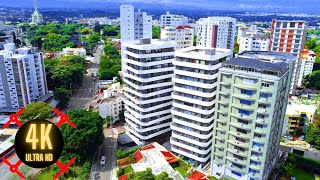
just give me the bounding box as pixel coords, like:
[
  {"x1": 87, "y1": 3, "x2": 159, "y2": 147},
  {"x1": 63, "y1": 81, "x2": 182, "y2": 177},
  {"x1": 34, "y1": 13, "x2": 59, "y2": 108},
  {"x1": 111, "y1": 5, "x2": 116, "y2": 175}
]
[{"x1": 0, "y1": 0, "x2": 320, "y2": 13}]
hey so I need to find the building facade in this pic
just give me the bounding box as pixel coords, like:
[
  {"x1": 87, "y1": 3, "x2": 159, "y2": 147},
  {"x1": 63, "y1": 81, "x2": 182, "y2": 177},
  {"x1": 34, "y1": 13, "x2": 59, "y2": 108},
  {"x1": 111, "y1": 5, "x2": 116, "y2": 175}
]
[
  {"x1": 31, "y1": 0, "x2": 43, "y2": 24},
  {"x1": 159, "y1": 12, "x2": 189, "y2": 27},
  {"x1": 237, "y1": 26, "x2": 270, "y2": 54},
  {"x1": 196, "y1": 17, "x2": 236, "y2": 55},
  {"x1": 122, "y1": 38, "x2": 176, "y2": 145},
  {"x1": 0, "y1": 43, "x2": 48, "y2": 112},
  {"x1": 211, "y1": 51, "x2": 295, "y2": 180},
  {"x1": 99, "y1": 93, "x2": 125, "y2": 123},
  {"x1": 170, "y1": 47, "x2": 231, "y2": 166},
  {"x1": 62, "y1": 47, "x2": 86, "y2": 58},
  {"x1": 161, "y1": 26, "x2": 194, "y2": 49},
  {"x1": 120, "y1": 5, "x2": 152, "y2": 42},
  {"x1": 297, "y1": 49, "x2": 316, "y2": 86},
  {"x1": 270, "y1": 19, "x2": 307, "y2": 93}
]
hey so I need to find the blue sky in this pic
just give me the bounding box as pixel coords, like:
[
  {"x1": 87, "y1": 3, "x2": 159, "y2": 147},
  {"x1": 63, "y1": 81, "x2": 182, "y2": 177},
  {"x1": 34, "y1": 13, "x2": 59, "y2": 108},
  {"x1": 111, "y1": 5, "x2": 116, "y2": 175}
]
[{"x1": 0, "y1": 0, "x2": 319, "y2": 13}]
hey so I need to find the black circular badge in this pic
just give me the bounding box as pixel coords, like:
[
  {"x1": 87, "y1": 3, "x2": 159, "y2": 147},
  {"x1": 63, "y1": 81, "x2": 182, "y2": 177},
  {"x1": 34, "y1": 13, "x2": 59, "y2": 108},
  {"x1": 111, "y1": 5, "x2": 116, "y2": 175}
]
[{"x1": 15, "y1": 119, "x2": 64, "y2": 168}]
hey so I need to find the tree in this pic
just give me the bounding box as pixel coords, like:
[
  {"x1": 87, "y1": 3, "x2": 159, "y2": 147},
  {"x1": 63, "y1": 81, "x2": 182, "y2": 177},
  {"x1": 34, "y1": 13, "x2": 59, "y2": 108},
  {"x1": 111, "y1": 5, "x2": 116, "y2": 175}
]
[
  {"x1": 53, "y1": 87, "x2": 71, "y2": 108},
  {"x1": 234, "y1": 41, "x2": 239, "y2": 55},
  {"x1": 79, "y1": 27, "x2": 91, "y2": 35},
  {"x1": 280, "y1": 162, "x2": 295, "y2": 178},
  {"x1": 93, "y1": 23, "x2": 101, "y2": 33},
  {"x1": 305, "y1": 70, "x2": 320, "y2": 89},
  {"x1": 305, "y1": 40, "x2": 317, "y2": 50},
  {"x1": 19, "y1": 102, "x2": 53, "y2": 123},
  {"x1": 193, "y1": 35, "x2": 197, "y2": 46},
  {"x1": 127, "y1": 168, "x2": 154, "y2": 180},
  {"x1": 60, "y1": 110, "x2": 104, "y2": 162},
  {"x1": 152, "y1": 26, "x2": 160, "y2": 39},
  {"x1": 305, "y1": 123, "x2": 320, "y2": 149},
  {"x1": 155, "y1": 172, "x2": 173, "y2": 180}
]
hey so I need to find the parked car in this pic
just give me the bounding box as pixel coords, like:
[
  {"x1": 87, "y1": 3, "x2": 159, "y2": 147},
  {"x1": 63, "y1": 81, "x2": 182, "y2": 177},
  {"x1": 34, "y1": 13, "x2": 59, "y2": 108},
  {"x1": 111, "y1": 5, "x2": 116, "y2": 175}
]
[
  {"x1": 299, "y1": 135, "x2": 305, "y2": 141},
  {"x1": 100, "y1": 156, "x2": 106, "y2": 166}
]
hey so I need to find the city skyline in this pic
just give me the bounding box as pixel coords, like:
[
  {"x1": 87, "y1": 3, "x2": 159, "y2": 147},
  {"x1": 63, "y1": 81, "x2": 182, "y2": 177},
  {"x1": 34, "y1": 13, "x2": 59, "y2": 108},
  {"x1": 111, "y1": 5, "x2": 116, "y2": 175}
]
[{"x1": 0, "y1": 0, "x2": 320, "y2": 13}]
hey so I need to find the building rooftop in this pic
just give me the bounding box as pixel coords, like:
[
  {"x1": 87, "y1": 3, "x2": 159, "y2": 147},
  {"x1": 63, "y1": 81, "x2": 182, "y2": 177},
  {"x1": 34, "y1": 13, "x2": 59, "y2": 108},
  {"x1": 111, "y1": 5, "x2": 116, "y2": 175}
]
[
  {"x1": 123, "y1": 38, "x2": 176, "y2": 47},
  {"x1": 238, "y1": 51, "x2": 296, "y2": 63},
  {"x1": 223, "y1": 57, "x2": 289, "y2": 77},
  {"x1": 177, "y1": 46, "x2": 231, "y2": 57}
]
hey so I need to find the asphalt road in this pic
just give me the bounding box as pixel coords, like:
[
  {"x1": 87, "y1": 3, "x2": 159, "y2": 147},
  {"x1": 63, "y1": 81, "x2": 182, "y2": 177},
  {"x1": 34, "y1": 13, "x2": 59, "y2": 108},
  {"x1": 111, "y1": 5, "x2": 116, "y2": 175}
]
[
  {"x1": 64, "y1": 44, "x2": 104, "y2": 112},
  {"x1": 90, "y1": 127, "x2": 118, "y2": 180}
]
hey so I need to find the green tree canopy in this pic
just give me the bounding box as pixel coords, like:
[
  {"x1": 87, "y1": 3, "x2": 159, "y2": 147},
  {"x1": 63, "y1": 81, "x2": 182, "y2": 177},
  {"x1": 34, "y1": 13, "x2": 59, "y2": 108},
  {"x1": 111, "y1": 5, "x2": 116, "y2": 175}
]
[
  {"x1": 53, "y1": 87, "x2": 71, "y2": 108},
  {"x1": 305, "y1": 70, "x2": 320, "y2": 89},
  {"x1": 152, "y1": 26, "x2": 160, "y2": 39},
  {"x1": 60, "y1": 110, "x2": 104, "y2": 162},
  {"x1": 19, "y1": 102, "x2": 53, "y2": 123},
  {"x1": 127, "y1": 168, "x2": 154, "y2": 180}
]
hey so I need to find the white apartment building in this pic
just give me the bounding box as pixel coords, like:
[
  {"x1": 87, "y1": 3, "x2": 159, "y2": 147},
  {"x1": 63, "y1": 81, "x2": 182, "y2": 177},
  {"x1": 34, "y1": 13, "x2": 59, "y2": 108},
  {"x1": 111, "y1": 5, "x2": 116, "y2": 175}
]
[
  {"x1": 297, "y1": 49, "x2": 316, "y2": 86},
  {"x1": 159, "y1": 12, "x2": 189, "y2": 27},
  {"x1": 99, "y1": 92, "x2": 125, "y2": 123},
  {"x1": 0, "y1": 43, "x2": 48, "y2": 112},
  {"x1": 211, "y1": 51, "x2": 295, "y2": 180},
  {"x1": 120, "y1": 5, "x2": 152, "y2": 42},
  {"x1": 122, "y1": 38, "x2": 176, "y2": 145},
  {"x1": 270, "y1": 19, "x2": 307, "y2": 93},
  {"x1": 62, "y1": 47, "x2": 86, "y2": 58},
  {"x1": 170, "y1": 47, "x2": 231, "y2": 166},
  {"x1": 161, "y1": 26, "x2": 194, "y2": 49},
  {"x1": 196, "y1": 17, "x2": 236, "y2": 55},
  {"x1": 237, "y1": 26, "x2": 270, "y2": 54}
]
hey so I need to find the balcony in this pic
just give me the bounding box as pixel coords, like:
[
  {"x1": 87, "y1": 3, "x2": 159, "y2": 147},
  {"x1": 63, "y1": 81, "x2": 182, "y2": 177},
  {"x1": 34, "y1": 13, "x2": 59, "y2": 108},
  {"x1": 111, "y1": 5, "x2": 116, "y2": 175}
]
[
  {"x1": 227, "y1": 148, "x2": 248, "y2": 157},
  {"x1": 229, "y1": 122, "x2": 251, "y2": 131},
  {"x1": 228, "y1": 140, "x2": 249, "y2": 149}
]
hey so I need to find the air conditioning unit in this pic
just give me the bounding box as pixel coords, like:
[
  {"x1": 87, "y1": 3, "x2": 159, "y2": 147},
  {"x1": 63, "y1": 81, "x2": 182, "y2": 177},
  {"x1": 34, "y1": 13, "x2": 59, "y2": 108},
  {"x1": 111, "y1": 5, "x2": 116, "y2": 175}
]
[
  {"x1": 234, "y1": 149, "x2": 238, "y2": 153},
  {"x1": 240, "y1": 114, "x2": 243, "y2": 117},
  {"x1": 262, "y1": 109, "x2": 266, "y2": 113},
  {"x1": 234, "y1": 158, "x2": 238, "y2": 161}
]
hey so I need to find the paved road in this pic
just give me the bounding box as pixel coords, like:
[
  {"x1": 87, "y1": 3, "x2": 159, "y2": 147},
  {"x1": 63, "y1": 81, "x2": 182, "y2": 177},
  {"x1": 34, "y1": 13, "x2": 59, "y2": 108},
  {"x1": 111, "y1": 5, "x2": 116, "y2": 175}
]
[
  {"x1": 90, "y1": 127, "x2": 118, "y2": 180},
  {"x1": 64, "y1": 44, "x2": 104, "y2": 112}
]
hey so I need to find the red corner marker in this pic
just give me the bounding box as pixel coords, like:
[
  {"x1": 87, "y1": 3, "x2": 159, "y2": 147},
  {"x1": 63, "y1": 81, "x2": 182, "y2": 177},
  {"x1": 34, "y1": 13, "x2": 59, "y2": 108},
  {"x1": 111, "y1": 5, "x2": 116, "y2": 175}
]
[
  {"x1": 53, "y1": 157, "x2": 76, "y2": 180},
  {"x1": 53, "y1": 108, "x2": 76, "y2": 128},
  {"x1": 2, "y1": 107, "x2": 25, "y2": 129},
  {"x1": 2, "y1": 158, "x2": 25, "y2": 179}
]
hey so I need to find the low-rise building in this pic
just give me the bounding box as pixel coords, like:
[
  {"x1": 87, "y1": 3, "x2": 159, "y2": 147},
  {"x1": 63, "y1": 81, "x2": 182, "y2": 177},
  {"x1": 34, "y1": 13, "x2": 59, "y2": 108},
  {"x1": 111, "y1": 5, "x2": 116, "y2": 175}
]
[
  {"x1": 62, "y1": 47, "x2": 86, "y2": 58},
  {"x1": 159, "y1": 12, "x2": 189, "y2": 27},
  {"x1": 283, "y1": 102, "x2": 318, "y2": 134},
  {"x1": 98, "y1": 92, "x2": 125, "y2": 123}
]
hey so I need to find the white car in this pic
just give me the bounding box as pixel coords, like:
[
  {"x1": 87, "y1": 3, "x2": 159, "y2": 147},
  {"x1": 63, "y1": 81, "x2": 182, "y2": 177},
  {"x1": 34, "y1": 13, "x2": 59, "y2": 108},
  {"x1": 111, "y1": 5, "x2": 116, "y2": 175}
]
[{"x1": 100, "y1": 156, "x2": 106, "y2": 166}]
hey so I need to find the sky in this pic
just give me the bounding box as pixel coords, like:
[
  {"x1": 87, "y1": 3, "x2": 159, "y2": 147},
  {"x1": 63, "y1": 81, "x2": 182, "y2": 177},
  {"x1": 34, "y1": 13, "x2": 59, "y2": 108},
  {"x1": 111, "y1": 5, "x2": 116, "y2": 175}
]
[{"x1": 0, "y1": 0, "x2": 320, "y2": 13}]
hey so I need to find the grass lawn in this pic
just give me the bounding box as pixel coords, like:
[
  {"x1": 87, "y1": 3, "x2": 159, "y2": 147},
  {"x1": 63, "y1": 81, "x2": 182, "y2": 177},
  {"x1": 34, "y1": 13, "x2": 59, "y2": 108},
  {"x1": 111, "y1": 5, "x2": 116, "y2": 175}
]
[
  {"x1": 292, "y1": 167, "x2": 315, "y2": 180},
  {"x1": 35, "y1": 170, "x2": 57, "y2": 180},
  {"x1": 123, "y1": 165, "x2": 134, "y2": 175},
  {"x1": 174, "y1": 166, "x2": 188, "y2": 178}
]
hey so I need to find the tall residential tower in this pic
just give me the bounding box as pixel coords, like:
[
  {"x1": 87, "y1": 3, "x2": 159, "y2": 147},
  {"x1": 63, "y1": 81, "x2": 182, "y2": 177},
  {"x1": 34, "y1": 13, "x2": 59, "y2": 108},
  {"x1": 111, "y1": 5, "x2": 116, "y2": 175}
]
[
  {"x1": 0, "y1": 43, "x2": 48, "y2": 112},
  {"x1": 170, "y1": 47, "x2": 231, "y2": 166},
  {"x1": 211, "y1": 51, "x2": 296, "y2": 180},
  {"x1": 122, "y1": 38, "x2": 176, "y2": 145},
  {"x1": 196, "y1": 17, "x2": 236, "y2": 55},
  {"x1": 270, "y1": 19, "x2": 307, "y2": 94},
  {"x1": 120, "y1": 5, "x2": 152, "y2": 42}
]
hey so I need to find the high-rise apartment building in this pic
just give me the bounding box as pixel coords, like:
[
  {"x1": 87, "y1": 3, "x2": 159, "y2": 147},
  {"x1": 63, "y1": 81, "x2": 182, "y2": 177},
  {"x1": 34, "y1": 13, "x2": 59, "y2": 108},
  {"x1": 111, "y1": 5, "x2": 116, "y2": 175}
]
[
  {"x1": 0, "y1": 43, "x2": 48, "y2": 112},
  {"x1": 211, "y1": 51, "x2": 296, "y2": 180},
  {"x1": 161, "y1": 26, "x2": 194, "y2": 49},
  {"x1": 270, "y1": 19, "x2": 307, "y2": 93},
  {"x1": 297, "y1": 49, "x2": 316, "y2": 86},
  {"x1": 122, "y1": 38, "x2": 176, "y2": 145},
  {"x1": 170, "y1": 47, "x2": 231, "y2": 166},
  {"x1": 237, "y1": 26, "x2": 270, "y2": 54},
  {"x1": 196, "y1": 17, "x2": 236, "y2": 55},
  {"x1": 120, "y1": 5, "x2": 152, "y2": 42},
  {"x1": 159, "y1": 12, "x2": 189, "y2": 27}
]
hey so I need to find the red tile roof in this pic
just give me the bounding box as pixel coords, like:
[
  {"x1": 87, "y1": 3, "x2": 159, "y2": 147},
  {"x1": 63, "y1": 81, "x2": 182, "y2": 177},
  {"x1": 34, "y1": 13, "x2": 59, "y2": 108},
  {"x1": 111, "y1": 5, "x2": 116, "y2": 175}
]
[
  {"x1": 176, "y1": 25, "x2": 193, "y2": 30},
  {"x1": 133, "y1": 150, "x2": 144, "y2": 163},
  {"x1": 161, "y1": 151, "x2": 174, "y2": 158},
  {"x1": 187, "y1": 170, "x2": 206, "y2": 180},
  {"x1": 119, "y1": 174, "x2": 129, "y2": 180},
  {"x1": 141, "y1": 144, "x2": 155, "y2": 150}
]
